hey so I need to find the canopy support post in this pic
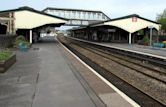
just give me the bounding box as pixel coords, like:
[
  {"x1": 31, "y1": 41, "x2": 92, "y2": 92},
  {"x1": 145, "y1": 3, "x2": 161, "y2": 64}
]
[
  {"x1": 30, "y1": 30, "x2": 32, "y2": 43},
  {"x1": 129, "y1": 33, "x2": 132, "y2": 44}
]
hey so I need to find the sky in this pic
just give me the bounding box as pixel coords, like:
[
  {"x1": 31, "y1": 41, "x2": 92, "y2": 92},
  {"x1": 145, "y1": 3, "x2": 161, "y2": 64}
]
[{"x1": 0, "y1": 0, "x2": 166, "y2": 21}]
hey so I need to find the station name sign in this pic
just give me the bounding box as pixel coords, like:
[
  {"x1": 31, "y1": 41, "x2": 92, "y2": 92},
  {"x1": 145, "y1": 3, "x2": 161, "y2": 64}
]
[{"x1": 132, "y1": 17, "x2": 137, "y2": 22}]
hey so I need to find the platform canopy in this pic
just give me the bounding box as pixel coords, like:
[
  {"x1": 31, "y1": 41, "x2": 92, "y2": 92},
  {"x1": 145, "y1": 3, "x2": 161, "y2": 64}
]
[
  {"x1": 91, "y1": 14, "x2": 161, "y2": 33},
  {"x1": 0, "y1": 6, "x2": 68, "y2": 30}
]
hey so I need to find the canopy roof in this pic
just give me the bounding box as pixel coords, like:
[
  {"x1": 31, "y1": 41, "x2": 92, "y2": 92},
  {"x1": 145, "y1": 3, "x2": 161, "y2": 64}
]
[
  {"x1": 90, "y1": 14, "x2": 161, "y2": 33},
  {"x1": 0, "y1": 6, "x2": 68, "y2": 29}
]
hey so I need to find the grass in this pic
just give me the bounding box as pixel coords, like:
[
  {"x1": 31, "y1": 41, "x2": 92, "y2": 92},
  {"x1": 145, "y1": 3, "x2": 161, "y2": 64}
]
[{"x1": 0, "y1": 50, "x2": 12, "y2": 61}]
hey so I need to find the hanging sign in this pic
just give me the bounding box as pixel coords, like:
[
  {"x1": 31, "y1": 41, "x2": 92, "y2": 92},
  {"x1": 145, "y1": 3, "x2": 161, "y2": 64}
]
[{"x1": 132, "y1": 17, "x2": 137, "y2": 22}]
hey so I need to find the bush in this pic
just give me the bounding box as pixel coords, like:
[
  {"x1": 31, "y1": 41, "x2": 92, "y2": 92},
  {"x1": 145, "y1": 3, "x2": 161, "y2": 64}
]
[
  {"x1": 15, "y1": 35, "x2": 25, "y2": 41},
  {"x1": 15, "y1": 35, "x2": 25, "y2": 46},
  {"x1": 137, "y1": 36, "x2": 150, "y2": 46},
  {"x1": 143, "y1": 36, "x2": 150, "y2": 43},
  {"x1": 0, "y1": 49, "x2": 12, "y2": 61},
  {"x1": 14, "y1": 35, "x2": 30, "y2": 48}
]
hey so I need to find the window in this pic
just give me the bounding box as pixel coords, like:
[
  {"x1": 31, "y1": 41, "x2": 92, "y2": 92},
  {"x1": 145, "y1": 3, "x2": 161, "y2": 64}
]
[
  {"x1": 61, "y1": 11, "x2": 65, "y2": 17},
  {"x1": 93, "y1": 13, "x2": 97, "y2": 20},
  {"x1": 90, "y1": 12, "x2": 93, "y2": 19},
  {"x1": 50, "y1": 10, "x2": 54, "y2": 13},
  {"x1": 75, "y1": 11, "x2": 80, "y2": 19},
  {"x1": 85, "y1": 12, "x2": 89, "y2": 19},
  {"x1": 72, "y1": 11, "x2": 76, "y2": 18},
  {"x1": 83, "y1": 12, "x2": 86, "y2": 19},
  {"x1": 88, "y1": 12, "x2": 91, "y2": 19},
  {"x1": 64, "y1": 11, "x2": 68, "y2": 18},
  {"x1": 78, "y1": 12, "x2": 81, "y2": 19},
  {"x1": 54, "y1": 10, "x2": 59, "y2": 16},
  {"x1": 97, "y1": 13, "x2": 101, "y2": 19},
  {"x1": 68, "y1": 11, "x2": 71, "y2": 18},
  {"x1": 102, "y1": 14, "x2": 105, "y2": 20},
  {"x1": 48, "y1": 10, "x2": 54, "y2": 15},
  {"x1": 58, "y1": 10, "x2": 61, "y2": 16}
]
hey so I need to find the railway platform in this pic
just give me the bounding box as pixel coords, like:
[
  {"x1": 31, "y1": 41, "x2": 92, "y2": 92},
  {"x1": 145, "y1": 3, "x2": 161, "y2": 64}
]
[
  {"x1": 99, "y1": 43, "x2": 166, "y2": 58},
  {"x1": 0, "y1": 37, "x2": 137, "y2": 107},
  {"x1": 68, "y1": 37, "x2": 166, "y2": 60}
]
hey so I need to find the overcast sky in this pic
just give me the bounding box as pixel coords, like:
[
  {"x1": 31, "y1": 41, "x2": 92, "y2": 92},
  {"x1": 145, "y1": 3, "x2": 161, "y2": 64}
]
[{"x1": 0, "y1": 0, "x2": 166, "y2": 20}]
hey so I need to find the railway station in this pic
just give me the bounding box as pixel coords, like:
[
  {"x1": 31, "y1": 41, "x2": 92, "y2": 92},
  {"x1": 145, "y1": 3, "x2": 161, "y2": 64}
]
[{"x1": 0, "y1": 6, "x2": 166, "y2": 107}]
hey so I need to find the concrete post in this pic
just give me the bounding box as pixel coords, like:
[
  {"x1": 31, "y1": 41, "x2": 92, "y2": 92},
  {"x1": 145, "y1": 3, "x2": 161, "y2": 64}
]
[
  {"x1": 7, "y1": 22, "x2": 10, "y2": 34},
  {"x1": 129, "y1": 33, "x2": 132, "y2": 44},
  {"x1": 150, "y1": 28, "x2": 152, "y2": 46},
  {"x1": 30, "y1": 30, "x2": 32, "y2": 43}
]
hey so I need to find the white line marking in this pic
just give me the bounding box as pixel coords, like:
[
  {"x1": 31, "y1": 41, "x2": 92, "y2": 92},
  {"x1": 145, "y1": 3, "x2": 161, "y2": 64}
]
[{"x1": 58, "y1": 39, "x2": 141, "y2": 107}]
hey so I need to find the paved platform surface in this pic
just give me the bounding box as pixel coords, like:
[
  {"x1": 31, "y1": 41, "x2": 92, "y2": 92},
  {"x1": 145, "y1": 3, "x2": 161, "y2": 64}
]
[
  {"x1": 0, "y1": 37, "x2": 98, "y2": 107},
  {"x1": 100, "y1": 43, "x2": 166, "y2": 58}
]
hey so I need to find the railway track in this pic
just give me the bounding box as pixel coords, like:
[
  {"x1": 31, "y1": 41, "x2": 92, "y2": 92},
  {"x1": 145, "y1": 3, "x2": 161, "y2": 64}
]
[
  {"x1": 57, "y1": 36, "x2": 166, "y2": 107},
  {"x1": 69, "y1": 37, "x2": 166, "y2": 68},
  {"x1": 81, "y1": 45, "x2": 166, "y2": 84}
]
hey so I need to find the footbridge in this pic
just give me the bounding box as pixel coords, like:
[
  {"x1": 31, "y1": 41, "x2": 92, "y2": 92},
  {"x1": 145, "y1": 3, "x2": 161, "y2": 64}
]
[{"x1": 43, "y1": 7, "x2": 110, "y2": 26}]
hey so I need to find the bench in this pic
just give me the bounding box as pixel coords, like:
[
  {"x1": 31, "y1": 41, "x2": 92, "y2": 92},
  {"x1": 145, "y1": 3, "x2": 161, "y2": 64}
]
[
  {"x1": 153, "y1": 43, "x2": 165, "y2": 48},
  {"x1": 19, "y1": 43, "x2": 28, "y2": 52}
]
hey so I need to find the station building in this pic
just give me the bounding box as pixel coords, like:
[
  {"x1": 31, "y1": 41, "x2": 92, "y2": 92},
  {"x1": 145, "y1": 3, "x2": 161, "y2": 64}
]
[
  {"x1": 0, "y1": 6, "x2": 68, "y2": 43},
  {"x1": 70, "y1": 14, "x2": 161, "y2": 44}
]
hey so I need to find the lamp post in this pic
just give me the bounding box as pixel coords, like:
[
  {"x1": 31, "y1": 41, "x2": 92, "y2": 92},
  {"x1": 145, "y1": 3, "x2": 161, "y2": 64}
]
[{"x1": 148, "y1": 26, "x2": 154, "y2": 46}]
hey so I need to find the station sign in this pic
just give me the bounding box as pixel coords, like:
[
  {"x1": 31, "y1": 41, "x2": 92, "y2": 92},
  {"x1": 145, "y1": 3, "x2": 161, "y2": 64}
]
[
  {"x1": 108, "y1": 29, "x2": 116, "y2": 32},
  {"x1": 148, "y1": 26, "x2": 154, "y2": 29},
  {"x1": 132, "y1": 17, "x2": 137, "y2": 22}
]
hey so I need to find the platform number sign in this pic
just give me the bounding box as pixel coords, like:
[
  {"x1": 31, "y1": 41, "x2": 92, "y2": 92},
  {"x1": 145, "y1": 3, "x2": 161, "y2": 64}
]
[{"x1": 132, "y1": 17, "x2": 137, "y2": 22}]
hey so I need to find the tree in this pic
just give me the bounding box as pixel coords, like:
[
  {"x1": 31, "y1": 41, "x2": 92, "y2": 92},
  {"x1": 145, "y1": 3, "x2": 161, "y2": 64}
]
[{"x1": 156, "y1": 9, "x2": 166, "y2": 32}]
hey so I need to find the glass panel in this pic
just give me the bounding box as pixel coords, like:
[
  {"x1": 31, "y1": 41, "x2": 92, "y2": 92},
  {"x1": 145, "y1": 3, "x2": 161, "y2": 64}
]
[
  {"x1": 72, "y1": 11, "x2": 76, "y2": 18},
  {"x1": 78, "y1": 12, "x2": 81, "y2": 19},
  {"x1": 83, "y1": 12, "x2": 86, "y2": 19}
]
